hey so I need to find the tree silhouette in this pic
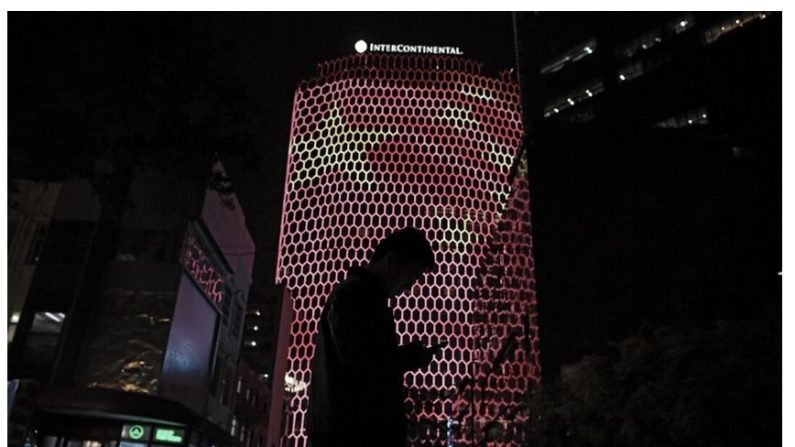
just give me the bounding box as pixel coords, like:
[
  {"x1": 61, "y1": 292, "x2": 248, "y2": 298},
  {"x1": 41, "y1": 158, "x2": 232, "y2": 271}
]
[{"x1": 524, "y1": 318, "x2": 780, "y2": 447}]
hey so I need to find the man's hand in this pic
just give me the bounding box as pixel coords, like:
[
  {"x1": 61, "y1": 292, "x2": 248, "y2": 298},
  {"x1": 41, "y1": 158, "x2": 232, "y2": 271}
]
[{"x1": 399, "y1": 340, "x2": 447, "y2": 371}]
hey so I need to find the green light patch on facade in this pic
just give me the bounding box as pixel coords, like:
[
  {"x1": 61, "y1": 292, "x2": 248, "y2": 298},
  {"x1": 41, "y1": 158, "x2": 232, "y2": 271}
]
[{"x1": 154, "y1": 428, "x2": 185, "y2": 444}]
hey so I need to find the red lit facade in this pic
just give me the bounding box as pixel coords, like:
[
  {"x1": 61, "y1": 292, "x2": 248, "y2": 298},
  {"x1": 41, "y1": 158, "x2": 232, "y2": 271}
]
[
  {"x1": 184, "y1": 232, "x2": 227, "y2": 306},
  {"x1": 275, "y1": 54, "x2": 540, "y2": 446}
]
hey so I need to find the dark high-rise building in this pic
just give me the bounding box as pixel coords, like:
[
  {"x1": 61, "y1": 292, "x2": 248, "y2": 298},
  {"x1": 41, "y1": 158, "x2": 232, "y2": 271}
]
[
  {"x1": 513, "y1": 12, "x2": 781, "y2": 380},
  {"x1": 515, "y1": 12, "x2": 778, "y2": 134},
  {"x1": 240, "y1": 285, "x2": 283, "y2": 381},
  {"x1": 271, "y1": 52, "x2": 541, "y2": 447},
  {"x1": 234, "y1": 284, "x2": 283, "y2": 447},
  {"x1": 231, "y1": 358, "x2": 272, "y2": 447}
]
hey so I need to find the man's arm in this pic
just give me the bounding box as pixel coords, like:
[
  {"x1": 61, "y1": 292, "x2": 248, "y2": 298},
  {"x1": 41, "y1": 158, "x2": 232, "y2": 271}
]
[
  {"x1": 325, "y1": 285, "x2": 387, "y2": 374},
  {"x1": 396, "y1": 340, "x2": 446, "y2": 373}
]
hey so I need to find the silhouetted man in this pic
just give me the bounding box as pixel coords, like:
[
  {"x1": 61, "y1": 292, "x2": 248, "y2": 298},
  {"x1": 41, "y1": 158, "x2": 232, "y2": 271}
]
[{"x1": 306, "y1": 227, "x2": 444, "y2": 447}]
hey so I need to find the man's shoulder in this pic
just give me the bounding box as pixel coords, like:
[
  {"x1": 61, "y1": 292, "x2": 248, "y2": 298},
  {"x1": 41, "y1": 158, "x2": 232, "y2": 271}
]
[
  {"x1": 330, "y1": 275, "x2": 367, "y2": 303},
  {"x1": 329, "y1": 270, "x2": 379, "y2": 307}
]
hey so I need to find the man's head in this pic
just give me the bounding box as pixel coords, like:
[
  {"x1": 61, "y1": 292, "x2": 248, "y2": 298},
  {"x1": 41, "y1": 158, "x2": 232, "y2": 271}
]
[{"x1": 367, "y1": 227, "x2": 435, "y2": 296}]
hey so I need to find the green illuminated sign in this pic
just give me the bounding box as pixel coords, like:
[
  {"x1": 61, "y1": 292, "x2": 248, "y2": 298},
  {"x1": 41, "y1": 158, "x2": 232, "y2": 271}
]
[
  {"x1": 154, "y1": 428, "x2": 185, "y2": 444},
  {"x1": 121, "y1": 424, "x2": 151, "y2": 441},
  {"x1": 128, "y1": 426, "x2": 145, "y2": 440}
]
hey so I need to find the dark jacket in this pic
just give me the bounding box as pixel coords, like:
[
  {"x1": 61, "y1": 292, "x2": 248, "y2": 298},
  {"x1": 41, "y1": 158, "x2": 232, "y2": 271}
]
[{"x1": 306, "y1": 266, "x2": 425, "y2": 446}]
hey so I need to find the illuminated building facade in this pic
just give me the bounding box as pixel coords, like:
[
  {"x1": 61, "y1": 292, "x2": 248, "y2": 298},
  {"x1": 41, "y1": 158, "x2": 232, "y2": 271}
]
[{"x1": 274, "y1": 53, "x2": 541, "y2": 446}]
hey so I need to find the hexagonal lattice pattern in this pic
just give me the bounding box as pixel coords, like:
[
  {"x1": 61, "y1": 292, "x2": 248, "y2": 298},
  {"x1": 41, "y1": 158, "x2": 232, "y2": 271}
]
[
  {"x1": 184, "y1": 232, "x2": 225, "y2": 306},
  {"x1": 275, "y1": 54, "x2": 540, "y2": 447},
  {"x1": 466, "y1": 154, "x2": 541, "y2": 445}
]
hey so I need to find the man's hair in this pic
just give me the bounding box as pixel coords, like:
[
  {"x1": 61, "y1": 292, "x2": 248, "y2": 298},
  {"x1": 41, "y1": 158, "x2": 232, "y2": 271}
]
[{"x1": 370, "y1": 227, "x2": 436, "y2": 272}]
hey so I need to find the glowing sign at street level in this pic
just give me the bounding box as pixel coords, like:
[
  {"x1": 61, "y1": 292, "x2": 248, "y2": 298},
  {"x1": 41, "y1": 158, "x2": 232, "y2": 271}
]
[
  {"x1": 121, "y1": 425, "x2": 151, "y2": 441},
  {"x1": 128, "y1": 426, "x2": 145, "y2": 440},
  {"x1": 154, "y1": 428, "x2": 185, "y2": 444},
  {"x1": 354, "y1": 39, "x2": 463, "y2": 55}
]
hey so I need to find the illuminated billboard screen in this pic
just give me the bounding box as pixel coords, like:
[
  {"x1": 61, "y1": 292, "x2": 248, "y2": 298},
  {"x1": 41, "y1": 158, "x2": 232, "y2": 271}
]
[{"x1": 159, "y1": 273, "x2": 218, "y2": 414}]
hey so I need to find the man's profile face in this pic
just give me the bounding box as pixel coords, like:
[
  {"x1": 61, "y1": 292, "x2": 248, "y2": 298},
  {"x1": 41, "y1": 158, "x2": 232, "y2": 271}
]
[{"x1": 385, "y1": 254, "x2": 427, "y2": 296}]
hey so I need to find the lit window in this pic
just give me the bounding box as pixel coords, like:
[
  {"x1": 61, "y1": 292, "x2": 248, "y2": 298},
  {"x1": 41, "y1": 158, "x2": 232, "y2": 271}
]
[
  {"x1": 672, "y1": 13, "x2": 695, "y2": 34},
  {"x1": 543, "y1": 79, "x2": 604, "y2": 119},
  {"x1": 22, "y1": 312, "x2": 66, "y2": 363},
  {"x1": 655, "y1": 106, "x2": 709, "y2": 128},
  {"x1": 617, "y1": 53, "x2": 673, "y2": 84},
  {"x1": 539, "y1": 39, "x2": 598, "y2": 75},
  {"x1": 615, "y1": 28, "x2": 665, "y2": 60},
  {"x1": 704, "y1": 12, "x2": 769, "y2": 44},
  {"x1": 618, "y1": 60, "x2": 641, "y2": 82}
]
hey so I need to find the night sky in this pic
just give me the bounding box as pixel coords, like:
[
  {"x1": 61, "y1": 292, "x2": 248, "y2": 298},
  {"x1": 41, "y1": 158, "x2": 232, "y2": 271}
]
[{"x1": 9, "y1": 12, "x2": 516, "y2": 287}]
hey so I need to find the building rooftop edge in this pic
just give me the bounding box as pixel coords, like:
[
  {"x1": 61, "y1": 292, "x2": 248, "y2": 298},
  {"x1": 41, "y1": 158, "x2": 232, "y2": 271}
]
[{"x1": 301, "y1": 53, "x2": 517, "y2": 86}]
